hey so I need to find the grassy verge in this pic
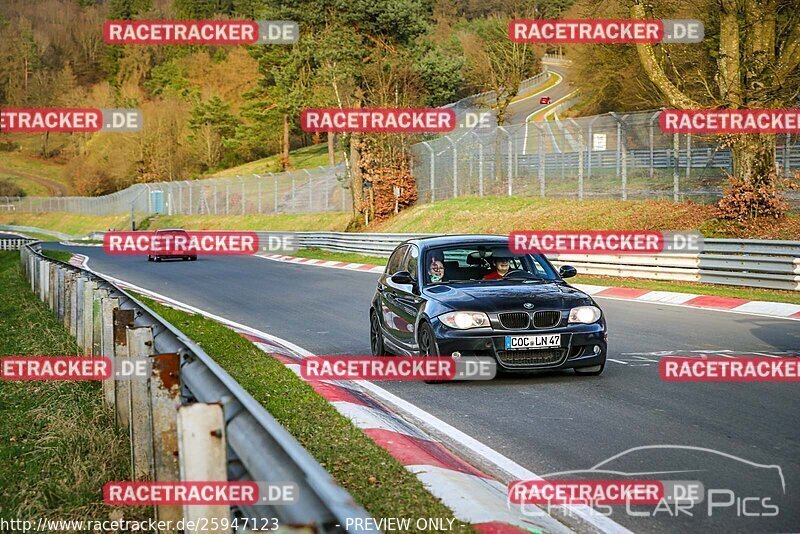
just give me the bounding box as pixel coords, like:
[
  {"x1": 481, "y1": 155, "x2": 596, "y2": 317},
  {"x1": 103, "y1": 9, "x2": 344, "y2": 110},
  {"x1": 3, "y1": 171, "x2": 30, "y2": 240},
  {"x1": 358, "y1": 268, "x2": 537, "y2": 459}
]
[
  {"x1": 142, "y1": 212, "x2": 350, "y2": 232},
  {"x1": 289, "y1": 248, "x2": 800, "y2": 305},
  {"x1": 0, "y1": 213, "x2": 130, "y2": 236},
  {"x1": 41, "y1": 249, "x2": 74, "y2": 263},
  {"x1": 572, "y1": 274, "x2": 800, "y2": 305},
  {"x1": 0, "y1": 252, "x2": 146, "y2": 522},
  {"x1": 136, "y1": 293, "x2": 474, "y2": 533},
  {"x1": 209, "y1": 143, "x2": 338, "y2": 177}
]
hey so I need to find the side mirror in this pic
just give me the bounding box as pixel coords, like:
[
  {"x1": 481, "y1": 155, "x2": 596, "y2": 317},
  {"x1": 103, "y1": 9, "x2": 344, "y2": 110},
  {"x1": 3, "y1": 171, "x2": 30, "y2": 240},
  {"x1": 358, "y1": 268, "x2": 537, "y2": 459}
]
[
  {"x1": 559, "y1": 265, "x2": 578, "y2": 279},
  {"x1": 390, "y1": 271, "x2": 414, "y2": 285}
]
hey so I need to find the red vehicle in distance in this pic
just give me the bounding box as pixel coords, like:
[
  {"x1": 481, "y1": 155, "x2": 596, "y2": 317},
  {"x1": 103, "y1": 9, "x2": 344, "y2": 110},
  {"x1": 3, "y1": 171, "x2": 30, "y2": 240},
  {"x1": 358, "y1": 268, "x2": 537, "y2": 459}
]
[{"x1": 539, "y1": 96, "x2": 551, "y2": 105}]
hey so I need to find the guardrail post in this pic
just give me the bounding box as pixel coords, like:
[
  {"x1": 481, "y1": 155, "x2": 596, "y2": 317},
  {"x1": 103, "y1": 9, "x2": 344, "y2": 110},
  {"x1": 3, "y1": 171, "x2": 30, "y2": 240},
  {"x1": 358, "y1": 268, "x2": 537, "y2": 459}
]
[
  {"x1": 92, "y1": 288, "x2": 108, "y2": 359},
  {"x1": 65, "y1": 272, "x2": 75, "y2": 331},
  {"x1": 128, "y1": 327, "x2": 155, "y2": 481},
  {"x1": 114, "y1": 308, "x2": 135, "y2": 429},
  {"x1": 49, "y1": 263, "x2": 57, "y2": 311},
  {"x1": 151, "y1": 352, "x2": 183, "y2": 526},
  {"x1": 39, "y1": 259, "x2": 47, "y2": 302},
  {"x1": 57, "y1": 267, "x2": 66, "y2": 322},
  {"x1": 83, "y1": 281, "x2": 97, "y2": 355},
  {"x1": 101, "y1": 296, "x2": 120, "y2": 408},
  {"x1": 177, "y1": 403, "x2": 229, "y2": 533},
  {"x1": 74, "y1": 277, "x2": 85, "y2": 344}
]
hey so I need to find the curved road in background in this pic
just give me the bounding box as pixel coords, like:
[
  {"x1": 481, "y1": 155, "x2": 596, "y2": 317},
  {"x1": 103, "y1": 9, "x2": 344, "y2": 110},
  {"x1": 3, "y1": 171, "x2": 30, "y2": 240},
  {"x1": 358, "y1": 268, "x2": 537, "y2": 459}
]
[
  {"x1": 45, "y1": 243, "x2": 800, "y2": 533},
  {"x1": 506, "y1": 62, "x2": 573, "y2": 125}
]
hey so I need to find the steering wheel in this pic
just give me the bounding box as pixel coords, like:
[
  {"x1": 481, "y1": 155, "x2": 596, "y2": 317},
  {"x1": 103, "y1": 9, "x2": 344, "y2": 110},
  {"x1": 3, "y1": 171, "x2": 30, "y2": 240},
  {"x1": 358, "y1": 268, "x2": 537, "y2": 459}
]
[{"x1": 503, "y1": 269, "x2": 538, "y2": 280}]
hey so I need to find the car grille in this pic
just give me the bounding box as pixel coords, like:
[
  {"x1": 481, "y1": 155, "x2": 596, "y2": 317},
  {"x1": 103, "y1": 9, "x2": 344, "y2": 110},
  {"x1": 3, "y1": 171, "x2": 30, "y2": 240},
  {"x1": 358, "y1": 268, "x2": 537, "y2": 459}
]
[
  {"x1": 496, "y1": 349, "x2": 566, "y2": 367},
  {"x1": 533, "y1": 310, "x2": 561, "y2": 328},
  {"x1": 498, "y1": 312, "x2": 530, "y2": 329}
]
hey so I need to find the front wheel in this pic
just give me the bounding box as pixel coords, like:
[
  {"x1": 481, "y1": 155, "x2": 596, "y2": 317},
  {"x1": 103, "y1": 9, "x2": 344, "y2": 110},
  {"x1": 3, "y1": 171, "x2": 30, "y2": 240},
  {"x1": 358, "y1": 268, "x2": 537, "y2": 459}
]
[
  {"x1": 418, "y1": 322, "x2": 446, "y2": 384},
  {"x1": 370, "y1": 310, "x2": 386, "y2": 357},
  {"x1": 574, "y1": 363, "x2": 604, "y2": 376}
]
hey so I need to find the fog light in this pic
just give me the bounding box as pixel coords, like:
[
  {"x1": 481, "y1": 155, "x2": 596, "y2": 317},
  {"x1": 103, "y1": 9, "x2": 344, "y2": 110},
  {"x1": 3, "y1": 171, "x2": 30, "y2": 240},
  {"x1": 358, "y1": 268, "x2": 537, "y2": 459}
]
[
  {"x1": 451, "y1": 352, "x2": 462, "y2": 359},
  {"x1": 593, "y1": 345, "x2": 601, "y2": 355}
]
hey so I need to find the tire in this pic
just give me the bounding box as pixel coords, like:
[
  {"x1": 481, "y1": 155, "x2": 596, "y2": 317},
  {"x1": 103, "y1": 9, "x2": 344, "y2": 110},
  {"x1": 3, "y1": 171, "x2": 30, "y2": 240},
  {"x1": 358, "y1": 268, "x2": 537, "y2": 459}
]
[
  {"x1": 190, "y1": 256, "x2": 197, "y2": 261},
  {"x1": 574, "y1": 363, "x2": 604, "y2": 376},
  {"x1": 370, "y1": 310, "x2": 386, "y2": 357},
  {"x1": 155, "y1": 256, "x2": 162, "y2": 262},
  {"x1": 182, "y1": 256, "x2": 188, "y2": 261},
  {"x1": 147, "y1": 255, "x2": 153, "y2": 262},
  {"x1": 418, "y1": 322, "x2": 446, "y2": 384}
]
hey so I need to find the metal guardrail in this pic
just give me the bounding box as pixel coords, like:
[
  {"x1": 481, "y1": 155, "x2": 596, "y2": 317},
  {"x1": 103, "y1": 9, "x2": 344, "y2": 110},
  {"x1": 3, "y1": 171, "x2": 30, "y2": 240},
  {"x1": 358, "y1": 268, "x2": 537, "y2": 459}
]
[
  {"x1": 0, "y1": 238, "x2": 36, "y2": 250},
  {"x1": 260, "y1": 232, "x2": 800, "y2": 292},
  {"x1": 19, "y1": 243, "x2": 374, "y2": 533}
]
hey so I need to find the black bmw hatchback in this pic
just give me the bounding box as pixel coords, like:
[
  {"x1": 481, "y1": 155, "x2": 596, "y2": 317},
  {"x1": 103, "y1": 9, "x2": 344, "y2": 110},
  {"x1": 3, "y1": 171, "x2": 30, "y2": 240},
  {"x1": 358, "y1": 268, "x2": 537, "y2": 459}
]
[{"x1": 370, "y1": 235, "x2": 607, "y2": 375}]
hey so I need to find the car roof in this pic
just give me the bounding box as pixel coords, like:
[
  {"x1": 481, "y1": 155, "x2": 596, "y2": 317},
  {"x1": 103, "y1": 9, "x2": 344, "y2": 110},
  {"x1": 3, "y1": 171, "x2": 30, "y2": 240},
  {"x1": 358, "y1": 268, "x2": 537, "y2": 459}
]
[{"x1": 402, "y1": 234, "x2": 509, "y2": 248}]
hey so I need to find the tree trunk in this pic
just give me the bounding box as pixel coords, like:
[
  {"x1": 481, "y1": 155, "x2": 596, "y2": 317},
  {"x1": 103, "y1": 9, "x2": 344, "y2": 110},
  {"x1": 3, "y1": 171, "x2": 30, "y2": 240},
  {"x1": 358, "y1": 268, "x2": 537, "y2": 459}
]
[
  {"x1": 281, "y1": 114, "x2": 290, "y2": 170},
  {"x1": 350, "y1": 133, "x2": 363, "y2": 218},
  {"x1": 730, "y1": 133, "x2": 776, "y2": 185},
  {"x1": 328, "y1": 132, "x2": 335, "y2": 166}
]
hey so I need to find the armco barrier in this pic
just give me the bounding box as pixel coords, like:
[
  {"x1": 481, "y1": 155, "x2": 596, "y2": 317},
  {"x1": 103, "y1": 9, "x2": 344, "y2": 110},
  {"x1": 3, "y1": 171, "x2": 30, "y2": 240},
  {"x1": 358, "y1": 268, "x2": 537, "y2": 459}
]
[
  {"x1": 0, "y1": 238, "x2": 36, "y2": 250},
  {"x1": 19, "y1": 243, "x2": 374, "y2": 533},
  {"x1": 257, "y1": 232, "x2": 800, "y2": 291}
]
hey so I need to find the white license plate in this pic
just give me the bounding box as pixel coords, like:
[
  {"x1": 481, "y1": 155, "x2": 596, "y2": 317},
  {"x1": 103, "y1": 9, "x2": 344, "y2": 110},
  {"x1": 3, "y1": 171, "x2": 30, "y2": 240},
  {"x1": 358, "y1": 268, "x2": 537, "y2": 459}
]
[{"x1": 505, "y1": 334, "x2": 561, "y2": 350}]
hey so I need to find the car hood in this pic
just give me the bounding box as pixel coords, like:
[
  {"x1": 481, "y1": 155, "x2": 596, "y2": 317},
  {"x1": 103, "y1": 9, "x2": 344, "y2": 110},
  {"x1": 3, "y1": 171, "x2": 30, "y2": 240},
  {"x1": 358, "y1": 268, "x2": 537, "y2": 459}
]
[{"x1": 424, "y1": 281, "x2": 592, "y2": 313}]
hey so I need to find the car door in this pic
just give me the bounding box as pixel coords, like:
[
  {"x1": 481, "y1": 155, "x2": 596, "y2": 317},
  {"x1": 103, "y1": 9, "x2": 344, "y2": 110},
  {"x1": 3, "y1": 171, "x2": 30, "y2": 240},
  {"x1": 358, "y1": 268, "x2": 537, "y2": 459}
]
[
  {"x1": 389, "y1": 244, "x2": 424, "y2": 348},
  {"x1": 379, "y1": 244, "x2": 408, "y2": 345}
]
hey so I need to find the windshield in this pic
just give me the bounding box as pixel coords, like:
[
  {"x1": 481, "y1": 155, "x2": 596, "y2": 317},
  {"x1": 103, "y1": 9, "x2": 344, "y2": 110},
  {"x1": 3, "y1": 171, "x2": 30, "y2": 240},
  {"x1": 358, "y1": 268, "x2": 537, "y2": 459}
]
[{"x1": 423, "y1": 244, "x2": 558, "y2": 285}]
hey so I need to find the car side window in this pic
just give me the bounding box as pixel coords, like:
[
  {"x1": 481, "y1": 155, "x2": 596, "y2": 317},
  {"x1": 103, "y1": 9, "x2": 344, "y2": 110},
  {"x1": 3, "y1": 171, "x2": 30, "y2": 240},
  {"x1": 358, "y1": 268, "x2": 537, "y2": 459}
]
[
  {"x1": 404, "y1": 245, "x2": 419, "y2": 280},
  {"x1": 386, "y1": 245, "x2": 408, "y2": 275}
]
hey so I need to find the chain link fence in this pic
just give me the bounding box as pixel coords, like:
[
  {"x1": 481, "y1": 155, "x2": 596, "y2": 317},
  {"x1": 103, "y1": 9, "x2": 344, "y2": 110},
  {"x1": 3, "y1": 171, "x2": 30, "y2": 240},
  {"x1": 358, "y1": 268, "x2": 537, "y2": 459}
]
[
  {"x1": 1, "y1": 163, "x2": 352, "y2": 216},
  {"x1": 410, "y1": 110, "x2": 800, "y2": 206}
]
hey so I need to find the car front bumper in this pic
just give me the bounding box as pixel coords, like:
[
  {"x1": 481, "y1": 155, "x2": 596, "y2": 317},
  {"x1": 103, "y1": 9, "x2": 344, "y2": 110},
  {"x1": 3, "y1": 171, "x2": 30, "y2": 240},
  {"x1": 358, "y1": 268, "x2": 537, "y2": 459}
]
[{"x1": 429, "y1": 319, "x2": 607, "y2": 372}]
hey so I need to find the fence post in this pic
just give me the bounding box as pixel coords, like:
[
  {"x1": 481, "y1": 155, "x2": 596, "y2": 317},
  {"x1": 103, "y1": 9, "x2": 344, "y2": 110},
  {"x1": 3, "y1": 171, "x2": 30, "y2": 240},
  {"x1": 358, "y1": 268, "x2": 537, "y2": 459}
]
[
  {"x1": 101, "y1": 296, "x2": 120, "y2": 408},
  {"x1": 422, "y1": 142, "x2": 435, "y2": 202},
  {"x1": 686, "y1": 133, "x2": 693, "y2": 185},
  {"x1": 477, "y1": 136, "x2": 484, "y2": 197},
  {"x1": 272, "y1": 173, "x2": 277, "y2": 212},
  {"x1": 151, "y1": 352, "x2": 183, "y2": 525},
  {"x1": 536, "y1": 124, "x2": 545, "y2": 197},
  {"x1": 225, "y1": 183, "x2": 230, "y2": 215},
  {"x1": 240, "y1": 177, "x2": 245, "y2": 215},
  {"x1": 304, "y1": 169, "x2": 313, "y2": 212},
  {"x1": 568, "y1": 118, "x2": 584, "y2": 200},
  {"x1": 188, "y1": 182, "x2": 193, "y2": 215},
  {"x1": 177, "y1": 403, "x2": 230, "y2": 533},
  {"x1": 784, "y1": 133, "x2": 791, "y2": 176},
  {"x1": 113, "y1": 308, "x2": 135, "y2": 429},
  {"x1": 49, "y1": 263, "x2": 57, "y2": 311},
  {"x1": 256, "y1": 174, "x2": 262, "y2": 213},
  {"x1": 649, "y1": 111, "x2": 661, "y2": 182},
  {"x1": 292, "y1": 174, "x2": 296, "y2": 212},
  {"x1": 320, "y1": 166, "x2": 330, "y2": 210},
  {"x1": 673, "y1": 132, "x2": 680, "y2": 202}
]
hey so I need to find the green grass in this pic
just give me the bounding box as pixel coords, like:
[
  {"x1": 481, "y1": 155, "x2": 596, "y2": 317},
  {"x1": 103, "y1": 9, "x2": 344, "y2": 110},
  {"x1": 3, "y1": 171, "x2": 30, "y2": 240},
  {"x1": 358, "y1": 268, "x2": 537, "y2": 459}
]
[
  {"x1": 209, "y1": 143, "x2": 338, "y2": 177},
  {"x1": 143, "y1": 212, "x2": 351, "y2": 232},
  {"x1": 572, "y1": 274, "x2": 800, "y2": 305},
  {"x1": 41, "y1": 249, "x2": 74, "y2": 263},
  {"x1": 0, "y1": 251, "x2": 145, "y2": 521},
  {"x1": 290, "y1": 248, "x2": 800, "y2": 305},
  {"x1": 0, "y1": 213, "x2": 131, "y2": 236},
  {"x1": 136, "y1": 293, "x2": 474, "y2": 533}
]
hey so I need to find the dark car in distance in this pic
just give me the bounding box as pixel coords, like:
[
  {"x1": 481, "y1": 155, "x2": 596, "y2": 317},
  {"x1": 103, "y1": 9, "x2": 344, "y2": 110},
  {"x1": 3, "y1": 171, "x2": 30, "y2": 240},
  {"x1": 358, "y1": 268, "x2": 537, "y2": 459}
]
[
  {"x1": 370, "y1": 235, "x2": 607, "y2": 377},
  {"x1": 147, "y1": 229, "x2": 197, "y2": 262}
]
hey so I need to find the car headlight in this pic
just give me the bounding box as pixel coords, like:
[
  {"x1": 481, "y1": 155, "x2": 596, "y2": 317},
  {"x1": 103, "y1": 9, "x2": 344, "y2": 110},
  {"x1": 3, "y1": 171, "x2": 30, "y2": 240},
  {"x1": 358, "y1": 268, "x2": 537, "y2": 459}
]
[
  {"x1": 439, "y1": 311, "x2": 491, "y2": 329},
  {"x1": 568, "y1": 306, "x2": 602, "y2": 324}
]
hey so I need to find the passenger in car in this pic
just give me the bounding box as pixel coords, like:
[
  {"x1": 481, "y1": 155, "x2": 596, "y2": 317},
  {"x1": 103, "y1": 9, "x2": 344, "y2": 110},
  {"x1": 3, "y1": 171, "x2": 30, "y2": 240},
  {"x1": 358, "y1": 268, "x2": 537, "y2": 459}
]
[
  {"x1": 483, "y1": 257, "x2": 511, "y2": 279},
  {"x1": 429, "y1": 256, "x2": 445, "y2": 283}
]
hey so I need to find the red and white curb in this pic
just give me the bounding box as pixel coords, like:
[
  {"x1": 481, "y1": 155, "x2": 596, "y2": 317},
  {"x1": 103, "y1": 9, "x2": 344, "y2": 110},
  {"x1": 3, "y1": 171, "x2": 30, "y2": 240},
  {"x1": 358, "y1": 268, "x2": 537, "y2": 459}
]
[
  {"x1": 260, "y1": 253, "x2": 800, "y2": 321},
  {"x1": 71, "y1": 253, "x2": 627, "y2": 534}
]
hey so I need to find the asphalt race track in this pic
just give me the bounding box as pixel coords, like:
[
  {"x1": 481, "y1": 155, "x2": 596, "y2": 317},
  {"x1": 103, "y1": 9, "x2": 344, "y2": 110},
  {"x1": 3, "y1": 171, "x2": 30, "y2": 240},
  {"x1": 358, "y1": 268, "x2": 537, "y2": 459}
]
[{"x1": 47, "y1": 243, "x2": 800, "y2": 533}]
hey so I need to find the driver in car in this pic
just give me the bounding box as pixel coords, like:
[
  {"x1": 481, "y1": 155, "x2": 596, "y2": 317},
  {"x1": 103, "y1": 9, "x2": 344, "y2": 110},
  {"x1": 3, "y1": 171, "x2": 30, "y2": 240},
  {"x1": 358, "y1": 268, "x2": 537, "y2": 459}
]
[{"x1": 483, "y1": 256, "x2": 511, "y2": 279}]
